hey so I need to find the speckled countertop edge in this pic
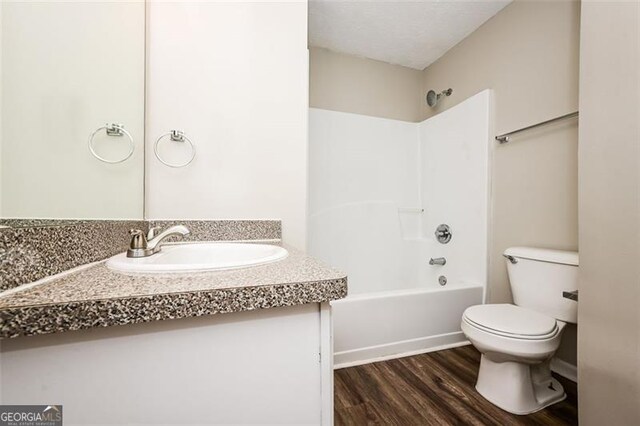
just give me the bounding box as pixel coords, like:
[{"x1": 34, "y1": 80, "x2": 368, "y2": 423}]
[{"x1": 0, "y1": 244, "x2": 347, "y2": 339}]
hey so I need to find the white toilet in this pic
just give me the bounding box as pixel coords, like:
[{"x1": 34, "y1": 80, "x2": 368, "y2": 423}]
[{"x1": 461, "y1": 247, "x2": 578, "y2": 415}]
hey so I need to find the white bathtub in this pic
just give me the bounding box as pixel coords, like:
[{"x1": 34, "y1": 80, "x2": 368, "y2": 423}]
[{"x1": 332, "y1": 283, "x2": 484, "y2": 368}]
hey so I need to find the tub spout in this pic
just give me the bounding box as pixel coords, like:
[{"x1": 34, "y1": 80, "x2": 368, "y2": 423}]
[{"x1": 429, "y1": 257, "x2": 446, "y2": 266}]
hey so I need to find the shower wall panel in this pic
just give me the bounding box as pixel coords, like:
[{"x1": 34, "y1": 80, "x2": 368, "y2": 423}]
[
  {"x1": 309, "y1": 90, "x2": 491, "y2": 295},
  {"x1": 418, "y1": 90, "x2": 491, "y2": 290},
  {"x1": 308, "y1": 109, "x2": 420, "y2": 294}
]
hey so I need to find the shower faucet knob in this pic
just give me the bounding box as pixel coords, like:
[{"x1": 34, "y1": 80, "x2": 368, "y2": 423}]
[{"x1": 435, "y1": 224, "x2": 452, "y2": 244}]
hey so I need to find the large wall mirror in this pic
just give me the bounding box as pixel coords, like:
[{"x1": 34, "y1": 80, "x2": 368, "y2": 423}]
[{"x1": 0, "y1": 1, "x2": 145, "y2": 226}]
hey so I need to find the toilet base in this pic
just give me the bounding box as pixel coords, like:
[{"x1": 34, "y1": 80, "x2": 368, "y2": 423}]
[{"x1": 475, "y1": 355, "x2": 566, "y2": 415}]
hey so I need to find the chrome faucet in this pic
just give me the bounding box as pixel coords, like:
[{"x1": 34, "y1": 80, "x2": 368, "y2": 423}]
[
  {"x1": 127, "y1": 225, "x2": 190, "y2": 258},
  {"x1": 429, "y1": 257, "x2": 446, "y2": 266}
]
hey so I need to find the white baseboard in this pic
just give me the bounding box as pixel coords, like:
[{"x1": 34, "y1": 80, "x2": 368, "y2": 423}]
[
  {"x1": 334, "y1": 336, "x2": 578, "y2": 384},
  {"x1": 551, "y1": 357, "x2": 577, "y2": 382},
  {"x1": 334, "y1": 332, "x2": 470, "y2": 369}
]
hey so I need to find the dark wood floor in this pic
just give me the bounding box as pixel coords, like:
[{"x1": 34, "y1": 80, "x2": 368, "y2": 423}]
[{"x1": 335, "y1": 345, "x2": 578, "y2": 425}]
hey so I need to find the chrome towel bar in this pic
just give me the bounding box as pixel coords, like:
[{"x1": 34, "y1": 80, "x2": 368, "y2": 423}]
[{"x1": 495, "y1": 111, "x2": 579, "y2": 144}]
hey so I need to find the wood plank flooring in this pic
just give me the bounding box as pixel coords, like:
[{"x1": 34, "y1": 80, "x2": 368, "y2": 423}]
[{"x1": 335, "y1": 345, "x2": 578, "y2": 425}]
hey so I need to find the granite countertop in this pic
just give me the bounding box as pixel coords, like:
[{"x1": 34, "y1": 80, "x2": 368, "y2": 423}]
[{"x1": 0, "y1": 244, "x2": 347, "y2": 339}]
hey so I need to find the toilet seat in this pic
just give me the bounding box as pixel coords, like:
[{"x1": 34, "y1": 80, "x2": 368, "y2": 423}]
[{"x1": 462, "y1": 304, "x2": 559, "y2": 340}]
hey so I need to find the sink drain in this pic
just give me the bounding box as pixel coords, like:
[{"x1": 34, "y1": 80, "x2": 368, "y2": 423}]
[{"x1": 438, "y1": 275, "x2": 447, "y2": 286}]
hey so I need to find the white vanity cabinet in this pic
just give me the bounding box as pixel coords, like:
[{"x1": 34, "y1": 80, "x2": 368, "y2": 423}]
[{"x1": 0, "y1": 303, "x2": 334, "y2": 425}]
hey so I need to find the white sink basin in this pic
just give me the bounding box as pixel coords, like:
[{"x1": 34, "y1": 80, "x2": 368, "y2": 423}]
[{"x1": 106, "y1": 243, "x2": 288, "y2": 274}]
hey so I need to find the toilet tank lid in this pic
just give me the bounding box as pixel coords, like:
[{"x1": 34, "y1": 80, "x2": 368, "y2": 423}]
[{"x1": 504, "y1": 247, "x2": 579, "y2": 266}]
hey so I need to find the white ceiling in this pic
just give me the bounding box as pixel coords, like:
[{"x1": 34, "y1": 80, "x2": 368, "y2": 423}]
[{"x1": 309, "y1": 0, "x2": 512, "y2": 70}]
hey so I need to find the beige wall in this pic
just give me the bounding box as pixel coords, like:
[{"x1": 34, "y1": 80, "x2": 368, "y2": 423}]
[
  {"x1": 578, "y1": 1, "x2": 640, "y2": 424},
  {"x1": 309, "y1": 47, "x2": 423, "y2": 122}
]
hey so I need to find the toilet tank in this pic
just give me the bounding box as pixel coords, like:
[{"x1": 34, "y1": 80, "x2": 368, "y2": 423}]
[{"x1": 504, "y1": 247, "x2": 578, "y2": 323}]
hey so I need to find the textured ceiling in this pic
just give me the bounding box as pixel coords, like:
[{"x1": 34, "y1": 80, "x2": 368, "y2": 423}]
[{"x1": 309, "y1": 0, "x2": 512, "y2": 70}]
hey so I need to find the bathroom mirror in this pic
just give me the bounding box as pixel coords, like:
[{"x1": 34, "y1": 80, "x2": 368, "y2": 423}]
[{"x1": 0, "y1": 1, "x2": 145, "y2": 226}]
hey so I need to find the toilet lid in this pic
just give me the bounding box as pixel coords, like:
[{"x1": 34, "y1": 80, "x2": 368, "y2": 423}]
[{"x1": 463, "y1": 304, "x2": 558, "y2": 339}]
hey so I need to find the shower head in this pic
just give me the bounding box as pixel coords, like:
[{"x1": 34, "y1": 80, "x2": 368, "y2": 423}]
[
  {"x1": 426, "y1": 88, "x2": 453, "y2": 107},
  {"x1": 426, "y1": 90, "x2": 438, "y2": 107}
]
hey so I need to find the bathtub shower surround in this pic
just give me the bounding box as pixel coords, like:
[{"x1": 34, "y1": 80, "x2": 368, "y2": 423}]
[
  {"x1": 309, "y1": 90, "x2": 491, "y2": 366},
  {"x1": 419, "y1": 93, "x2": 490, "y2": 288}
]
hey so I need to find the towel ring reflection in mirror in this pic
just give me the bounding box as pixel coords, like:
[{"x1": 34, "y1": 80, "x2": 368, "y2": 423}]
[
  {"x1": 154, "y1": 130, "x2": 196, "y2": 168},
  {"x1": 88, "y1": 123, "x2": 135, "y2": 164}
]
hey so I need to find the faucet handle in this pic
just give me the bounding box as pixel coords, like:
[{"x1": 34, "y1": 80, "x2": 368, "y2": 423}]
[
  {"x1": 129, "y1": 229, "x2": 148, "y2": 249},
  {"x1": 147, "y1": 227, "x2": 162, "y2": 240}
]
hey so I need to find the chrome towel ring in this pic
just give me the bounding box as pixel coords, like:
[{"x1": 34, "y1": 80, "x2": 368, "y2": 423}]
[
  {"x1": 154, "y1": 130, "x2": 196, "y2": 168},
  {"x1": 88, "y1": 123, "x2": 135, "y2": 164}
]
